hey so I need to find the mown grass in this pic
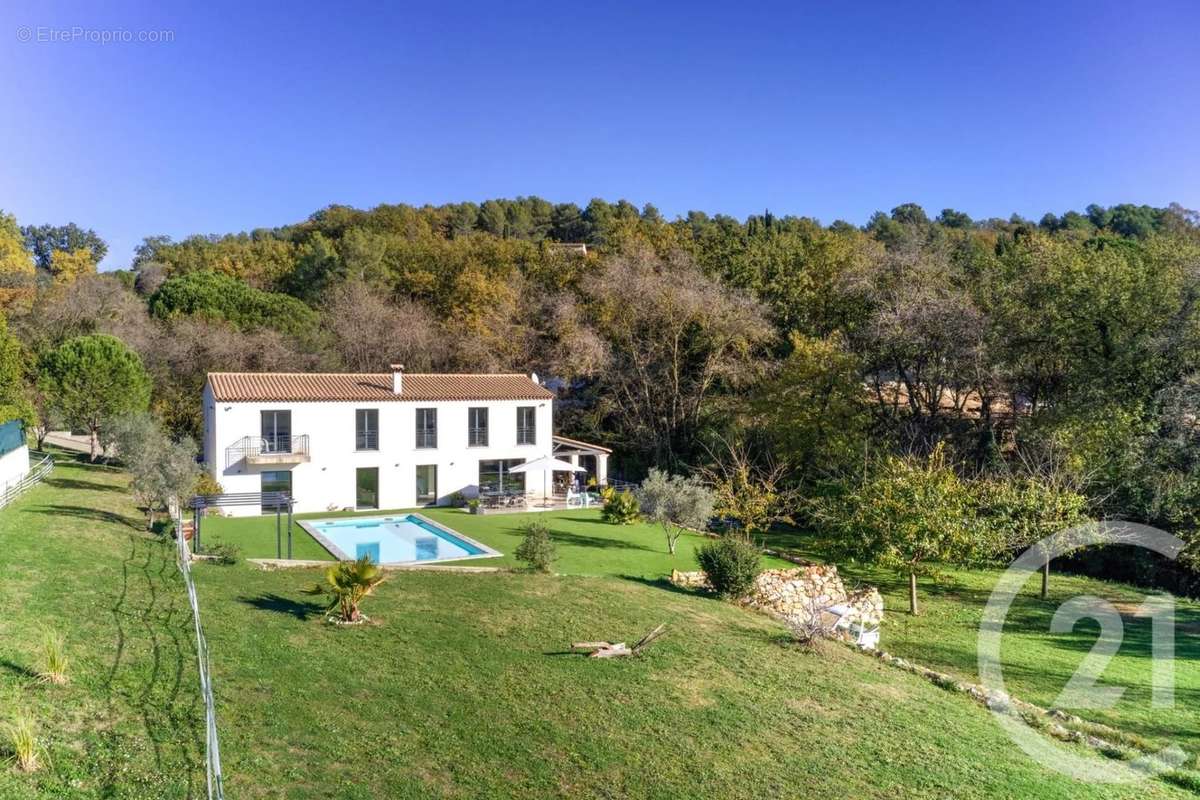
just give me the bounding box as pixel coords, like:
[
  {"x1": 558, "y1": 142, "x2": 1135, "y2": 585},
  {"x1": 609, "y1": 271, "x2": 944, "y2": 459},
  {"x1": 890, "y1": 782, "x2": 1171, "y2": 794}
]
[
  {"x1": 199, "y1": 506, "x2": 795, "y2": 577},
  {"x1": 762, "y1": 527, "x2": 1200, "y2": 755},
  {"x1": 3, "y1": 460, "x2": 1197, "y2": 797},
  {"x1": 195, "y1": 561, "x2": 1193, "y2": 799},
  {"x1": 0, "y1": 453, "x2": 202, "y2": 799}
]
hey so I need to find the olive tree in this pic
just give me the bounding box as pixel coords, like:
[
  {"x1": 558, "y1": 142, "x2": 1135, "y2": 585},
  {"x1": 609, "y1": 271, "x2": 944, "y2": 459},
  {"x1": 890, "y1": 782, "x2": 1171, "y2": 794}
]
[
  {"x1": 107, "y1": 412, "x2": 200, "y2": 529},
  {"x1": 637, "y1": 468, "x2": 715, "y2": 554}
]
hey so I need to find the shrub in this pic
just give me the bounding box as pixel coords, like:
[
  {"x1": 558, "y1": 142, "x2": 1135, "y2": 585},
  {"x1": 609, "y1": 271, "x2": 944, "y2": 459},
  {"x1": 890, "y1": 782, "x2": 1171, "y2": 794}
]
[
  {"x1": 205, "y1": 542, "x2": 241, "y2": 565},
  {"x1": 194, "y1": 472, "x2": 224, "y2": 496},
  {"x1": 151, "y1": 517, "x2": 176, "y2": 538},
  {"x1": 515, "y1": 521, "x2": 557, "y2": 573},
  {"x1": 696, "y1": 535, "x2": 763, "y2": 598},
  {"x1": 449, "y1": 491, "x2": 467, "y2": 508},
  {"x1": 37, "y1": 630, "x2": 68, "y2": 685},
  {"x1": 601, "y1": 487, "x2": 640, "y2": 525},
  {"x1": 5, "y1": 712, "x2": 42, "y2": 772}
]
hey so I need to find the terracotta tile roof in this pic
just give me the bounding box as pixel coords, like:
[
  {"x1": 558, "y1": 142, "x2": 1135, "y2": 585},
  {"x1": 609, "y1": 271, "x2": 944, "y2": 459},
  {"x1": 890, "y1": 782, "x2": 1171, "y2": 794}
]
[
  {"x1": 207, "y1": 372, "x2": 554, "y2": 403},
  {"x1": 552, "y1": 434, "x2": 612, "y2": 454}
]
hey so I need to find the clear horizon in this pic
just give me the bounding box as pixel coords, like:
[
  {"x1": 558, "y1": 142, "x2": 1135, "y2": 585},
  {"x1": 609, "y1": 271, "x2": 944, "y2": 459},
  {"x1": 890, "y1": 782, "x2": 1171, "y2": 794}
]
[{"x1": 3, "y1": 0, "x2": 1198, "y2": 269}]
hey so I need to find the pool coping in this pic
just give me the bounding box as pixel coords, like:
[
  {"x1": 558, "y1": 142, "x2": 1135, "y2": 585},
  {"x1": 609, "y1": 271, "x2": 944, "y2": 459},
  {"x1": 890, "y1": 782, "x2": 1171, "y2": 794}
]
[{"x1": 297, "y1": 512, "x2": 503, "y2": 566}]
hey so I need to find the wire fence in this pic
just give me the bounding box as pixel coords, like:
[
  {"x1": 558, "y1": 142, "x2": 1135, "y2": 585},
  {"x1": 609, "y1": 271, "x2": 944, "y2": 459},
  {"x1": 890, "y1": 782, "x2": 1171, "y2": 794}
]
[
  {"x1": 0, "y1": 450, "x2": 53, "y2": 510},
  {"x1": 173, "y1": 506, "x2": 226, "y2": 799}
]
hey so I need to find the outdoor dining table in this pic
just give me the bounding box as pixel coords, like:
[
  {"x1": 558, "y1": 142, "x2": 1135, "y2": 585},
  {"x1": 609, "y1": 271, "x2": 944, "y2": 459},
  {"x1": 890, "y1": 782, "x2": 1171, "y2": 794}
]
[{"x1": 480, "y1": 490, "x2": 528, "y2": 509}]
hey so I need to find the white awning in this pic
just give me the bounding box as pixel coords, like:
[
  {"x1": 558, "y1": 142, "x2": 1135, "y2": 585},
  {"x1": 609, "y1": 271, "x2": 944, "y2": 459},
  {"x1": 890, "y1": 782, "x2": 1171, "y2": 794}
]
[{"x1": 508, "y1": 456, "x2": 586, "y2": 474}]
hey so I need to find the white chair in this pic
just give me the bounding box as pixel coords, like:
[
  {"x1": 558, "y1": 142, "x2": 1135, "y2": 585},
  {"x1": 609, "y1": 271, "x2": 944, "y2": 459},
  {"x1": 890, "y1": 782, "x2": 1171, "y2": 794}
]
[{"x1": 825, "y1": 603, "x2": 880, "y2": 649}]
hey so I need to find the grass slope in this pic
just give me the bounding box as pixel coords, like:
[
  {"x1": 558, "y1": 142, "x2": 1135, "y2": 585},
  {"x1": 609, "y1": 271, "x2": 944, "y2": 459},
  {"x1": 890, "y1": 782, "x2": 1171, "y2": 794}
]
[
  {"x1": 196, "y1": 562, "x2": 1193, "y2": 799},
  {"x1": 0, "y1": 454, "x2": 202, "y2": 799},
  {"x1": 2, "y1": 462, "x2": 1195, "y2": 798},
  {"x1": 763, "y1": 529, "x2": 1200, "y2": 753}
]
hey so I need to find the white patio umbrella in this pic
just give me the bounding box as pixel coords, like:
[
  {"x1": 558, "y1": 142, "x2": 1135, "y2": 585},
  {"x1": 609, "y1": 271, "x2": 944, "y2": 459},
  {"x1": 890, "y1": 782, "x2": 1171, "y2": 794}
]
[{"x1": 507, "y1": 456, "x2": 585, "y2": 507}]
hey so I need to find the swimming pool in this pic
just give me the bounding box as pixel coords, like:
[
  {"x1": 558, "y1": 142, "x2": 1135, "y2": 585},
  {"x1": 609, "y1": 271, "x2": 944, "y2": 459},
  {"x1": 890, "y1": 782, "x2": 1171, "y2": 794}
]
[{"x1": 300, "y1": 514, "x2": 500, "y2": 565}]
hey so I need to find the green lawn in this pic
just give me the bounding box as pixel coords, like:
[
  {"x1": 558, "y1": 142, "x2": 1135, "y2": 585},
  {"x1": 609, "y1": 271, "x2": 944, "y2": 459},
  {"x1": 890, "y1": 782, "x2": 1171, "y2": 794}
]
[
  {"x1": 193, "y1": 563, "x2": 1193, "y2": 800},
  {"x1": 198, "y1": 506, "x2": 795, "y2": 577},
  {"x1": 762, "y1": 527, "x2": 1200, "y2": 753},
  {"x1": 2, "y1": 459, "x2": 1198, "y2": 798},
  {"x1": 0, "y1": 454, "x2": 202, "y2": 799}
]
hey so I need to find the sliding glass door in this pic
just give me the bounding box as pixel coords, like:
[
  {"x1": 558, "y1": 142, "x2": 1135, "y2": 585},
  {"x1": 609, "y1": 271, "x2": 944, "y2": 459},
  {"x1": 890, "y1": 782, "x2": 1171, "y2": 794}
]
[
  {"x1": 356, "y1": 467, "x2": 378, "y2": 510},
  {"x1": 415, "y1": 465, "x2": 437, "y2": 505}
]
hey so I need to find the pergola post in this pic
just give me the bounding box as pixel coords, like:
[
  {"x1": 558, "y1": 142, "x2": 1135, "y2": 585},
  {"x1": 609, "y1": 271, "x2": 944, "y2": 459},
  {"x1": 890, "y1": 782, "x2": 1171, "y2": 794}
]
[{"x1": 596, "y1": 453, "x2": 609, "y2": 486}]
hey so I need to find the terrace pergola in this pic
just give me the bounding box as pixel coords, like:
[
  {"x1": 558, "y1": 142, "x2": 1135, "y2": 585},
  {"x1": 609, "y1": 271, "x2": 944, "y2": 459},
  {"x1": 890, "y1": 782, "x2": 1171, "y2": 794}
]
[
  {"x1": 189, "y1": 491, "x2": 295, "y2": 559},
  {"x1": 551, "y1": 435, "x2": 611, "y2": 489}
]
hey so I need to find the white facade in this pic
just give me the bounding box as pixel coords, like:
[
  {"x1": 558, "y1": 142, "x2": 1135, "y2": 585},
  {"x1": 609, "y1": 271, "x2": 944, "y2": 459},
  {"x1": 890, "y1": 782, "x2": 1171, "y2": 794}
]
[
  {"x1": 0, "y1": 442, "x2": 29, "y2": 491},
  {"x1": 203, "y1": 381, "x2": 555, "y2": 516}
]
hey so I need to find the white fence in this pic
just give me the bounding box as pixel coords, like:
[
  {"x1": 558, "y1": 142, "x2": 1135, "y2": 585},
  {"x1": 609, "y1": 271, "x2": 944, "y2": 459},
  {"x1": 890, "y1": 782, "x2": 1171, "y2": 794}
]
[
  {"x1": 0, "y1": 451, "x2": 53, "y2": 510},
  {"x1": 174, "y1": 510, "x2": 226, "y2": 799}
]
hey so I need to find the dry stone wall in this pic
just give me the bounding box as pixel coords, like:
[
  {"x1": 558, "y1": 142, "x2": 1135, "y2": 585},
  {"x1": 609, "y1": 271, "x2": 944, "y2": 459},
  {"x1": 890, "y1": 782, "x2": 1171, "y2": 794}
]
[{"x1": 671, "y1": 564, "x2": 883, "y2": 630}]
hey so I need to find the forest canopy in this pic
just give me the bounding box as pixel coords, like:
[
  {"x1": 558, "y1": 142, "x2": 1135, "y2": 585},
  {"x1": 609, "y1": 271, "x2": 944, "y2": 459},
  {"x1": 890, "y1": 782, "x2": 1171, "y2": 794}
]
[{"x1": 4, "y1": 196, "x2": 1200, "y2": 590}]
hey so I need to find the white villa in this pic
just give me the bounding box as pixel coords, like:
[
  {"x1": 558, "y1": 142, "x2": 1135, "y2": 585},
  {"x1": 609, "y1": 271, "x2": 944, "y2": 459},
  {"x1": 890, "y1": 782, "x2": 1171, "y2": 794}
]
[{"x1": 202, "y1": 366, "x2": 611, "y2": 516}]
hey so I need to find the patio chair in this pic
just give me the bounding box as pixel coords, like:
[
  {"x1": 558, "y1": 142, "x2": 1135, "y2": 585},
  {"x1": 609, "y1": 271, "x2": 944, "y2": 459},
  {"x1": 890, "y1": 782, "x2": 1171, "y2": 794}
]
[{"x1": 824, "y1": 603, "x2": 880, "y2": 649}]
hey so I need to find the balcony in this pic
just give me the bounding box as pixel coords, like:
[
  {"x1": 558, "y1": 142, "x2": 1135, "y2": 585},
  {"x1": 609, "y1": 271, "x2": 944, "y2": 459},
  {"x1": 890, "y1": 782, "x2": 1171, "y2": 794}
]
[
  {"x1": 415, "y1": 430, "x2": 437, "y2": 449},
  {"x1": 225, "y1": 435, "x2": 311, "y2": 468}
]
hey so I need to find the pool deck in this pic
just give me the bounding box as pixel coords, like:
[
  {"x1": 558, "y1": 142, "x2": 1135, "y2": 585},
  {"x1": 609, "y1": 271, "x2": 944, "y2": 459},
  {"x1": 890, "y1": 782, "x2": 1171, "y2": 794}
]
[
  {"x1": 297, "y1": 512, "x2": 502, "y2": 566},
  {"x1": 247, "y1": 558, "x2": 504, "y2": 572}
]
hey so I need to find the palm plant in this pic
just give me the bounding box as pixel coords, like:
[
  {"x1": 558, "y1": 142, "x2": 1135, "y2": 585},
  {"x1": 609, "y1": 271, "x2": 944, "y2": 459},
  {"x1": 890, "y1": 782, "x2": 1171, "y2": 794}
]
[
  {"x1": 304, "y1": 556, "x2": 387, "y2": 623},
  {"x1": 38, "y1": 629, "x2": 68, "y2": 685}
]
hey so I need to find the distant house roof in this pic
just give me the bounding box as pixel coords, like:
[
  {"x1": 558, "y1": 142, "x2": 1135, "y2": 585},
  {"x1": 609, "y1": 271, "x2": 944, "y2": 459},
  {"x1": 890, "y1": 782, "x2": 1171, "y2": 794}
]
[
  {"x1": 552, "y1": 434, "x2": 612, "y2": 454},
  {"x1": 548, "y1": 242, "x2": 588, "y2": 255},
  {"x1": 207, "y1": 372, "x2": 554, "y2": 403}
]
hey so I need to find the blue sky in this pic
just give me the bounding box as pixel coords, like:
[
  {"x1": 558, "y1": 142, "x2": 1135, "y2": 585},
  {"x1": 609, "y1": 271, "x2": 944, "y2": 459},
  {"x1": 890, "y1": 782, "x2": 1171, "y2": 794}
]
[{"x1": 2, "y1": 0, "x2": 1198, "y2": 268}]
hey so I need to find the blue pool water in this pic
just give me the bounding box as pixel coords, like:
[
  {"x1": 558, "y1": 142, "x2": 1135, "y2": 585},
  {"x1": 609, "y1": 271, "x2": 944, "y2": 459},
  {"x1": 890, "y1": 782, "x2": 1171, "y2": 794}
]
[{"x1": 307, "y1": 515, "x2": 491, "y2": 564}]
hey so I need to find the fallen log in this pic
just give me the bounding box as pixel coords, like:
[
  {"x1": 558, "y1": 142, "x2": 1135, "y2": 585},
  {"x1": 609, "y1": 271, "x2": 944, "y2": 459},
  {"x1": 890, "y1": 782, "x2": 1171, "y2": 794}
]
[{"x1": 570, "y1": 624, "x2": 666, "y2": 658}]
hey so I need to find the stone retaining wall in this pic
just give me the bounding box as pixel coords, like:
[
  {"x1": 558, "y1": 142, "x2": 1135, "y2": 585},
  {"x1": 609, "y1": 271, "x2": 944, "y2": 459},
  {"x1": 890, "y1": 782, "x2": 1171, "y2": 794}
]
[{"x1": 671, "y1": 565, "x2": 883, "y2": 630}]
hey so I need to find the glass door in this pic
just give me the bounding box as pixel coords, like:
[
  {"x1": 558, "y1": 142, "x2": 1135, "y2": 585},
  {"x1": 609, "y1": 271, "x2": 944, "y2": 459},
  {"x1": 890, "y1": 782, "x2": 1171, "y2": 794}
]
[
  {"x1": 415, "y1": 465, "x2": 437, "y2": 505},
  {"x1": 261, "y1": 470, "x2": 291, "y2": 513},
  {"x1": 356, "y1": 467, "x2": 379, "y2": 510},
  {"x1": 261, "y1": 410, "x2": 292, "y2": 453}
]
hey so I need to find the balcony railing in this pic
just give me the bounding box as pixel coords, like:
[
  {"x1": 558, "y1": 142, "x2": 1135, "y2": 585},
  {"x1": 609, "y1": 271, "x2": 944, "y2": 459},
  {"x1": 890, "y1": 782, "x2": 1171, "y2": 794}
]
[
  {"x1": 356, "y1": 430, "x2": 379, "y2": 451},
  {"x1": 415, "y1": 430, "x2": 437, "y2": 449},
  {"x1": 517, "y1": 426, "x2": 536, "y2": 445},
  {"x1": 225, "y1": 435, "x2": 311, "y2": 468},
  {"x1": 468, "y1": 427, "x2": 488, "y2": 447}
]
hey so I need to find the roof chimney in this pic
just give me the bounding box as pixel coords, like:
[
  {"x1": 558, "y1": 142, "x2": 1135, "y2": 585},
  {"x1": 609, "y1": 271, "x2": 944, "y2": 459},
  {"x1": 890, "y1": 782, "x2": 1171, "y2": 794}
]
[
  {"x1": 530, "y1": 372, "x2": 539, "y2": 385},
  {"x1": 390, "y1": 363, "x2": 404, "y2": 394}
]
